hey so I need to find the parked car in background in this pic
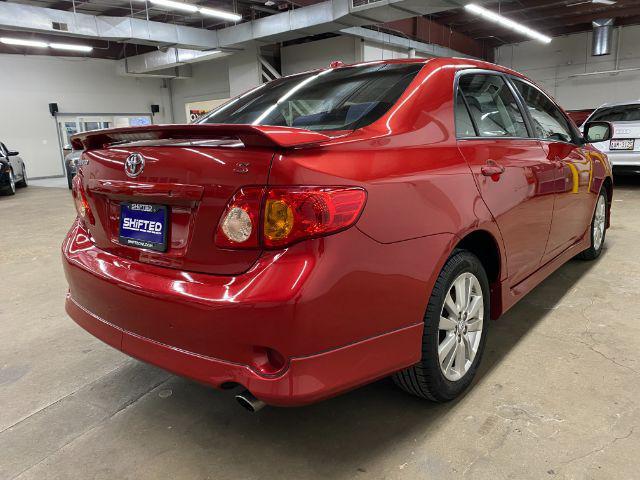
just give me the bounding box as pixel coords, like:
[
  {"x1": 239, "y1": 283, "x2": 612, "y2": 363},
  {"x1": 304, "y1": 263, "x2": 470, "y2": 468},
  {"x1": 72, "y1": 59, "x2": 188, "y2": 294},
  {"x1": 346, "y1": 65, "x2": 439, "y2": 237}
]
[
  {"x1": 583, "y1": 101, "x2": 640, "y2": 174},
  {"x1": 566, "y1": 108, "x2": 595, "y2": 128},
  {"x1": 63, "y1": 58, "x2": 613, "y2": 411},
  {"x1": 65, "y1": 150, "x2": 82, "y2": 189},
  {"x1": 0, "y1": 142, "x2": 27, "y2": 195}
]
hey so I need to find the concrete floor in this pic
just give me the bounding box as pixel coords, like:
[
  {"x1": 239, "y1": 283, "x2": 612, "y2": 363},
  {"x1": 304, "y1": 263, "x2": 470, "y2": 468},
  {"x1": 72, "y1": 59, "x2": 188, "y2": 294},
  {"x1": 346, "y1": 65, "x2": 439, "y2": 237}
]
[{"x1": 1, "y1": 181, "x2": 639, "y2": 480}]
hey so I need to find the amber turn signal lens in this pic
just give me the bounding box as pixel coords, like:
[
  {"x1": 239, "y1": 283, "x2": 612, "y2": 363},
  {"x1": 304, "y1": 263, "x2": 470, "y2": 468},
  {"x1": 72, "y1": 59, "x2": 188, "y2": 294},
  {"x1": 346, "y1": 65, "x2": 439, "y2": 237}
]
[{"x1": 264, "y1": 199, "x2": 294, "y2": 241}]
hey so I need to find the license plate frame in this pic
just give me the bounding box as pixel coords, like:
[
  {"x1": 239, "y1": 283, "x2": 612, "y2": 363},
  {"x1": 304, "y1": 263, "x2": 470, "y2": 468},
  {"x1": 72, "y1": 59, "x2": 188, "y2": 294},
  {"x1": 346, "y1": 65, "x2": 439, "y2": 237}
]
[
  {"x1": 610, "y1": 139, "x2": 635, "y2": 150},
  {"x1": 118, "y1": 202, "x2": 168, "y2": 252}
]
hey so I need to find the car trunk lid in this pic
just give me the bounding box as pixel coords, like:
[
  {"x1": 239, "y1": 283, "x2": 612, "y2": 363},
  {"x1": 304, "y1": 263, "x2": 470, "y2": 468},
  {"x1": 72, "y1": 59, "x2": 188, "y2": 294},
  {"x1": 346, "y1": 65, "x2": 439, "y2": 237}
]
[{"x1": 71, "y1": 124, "x2": 331, "y2": 275}]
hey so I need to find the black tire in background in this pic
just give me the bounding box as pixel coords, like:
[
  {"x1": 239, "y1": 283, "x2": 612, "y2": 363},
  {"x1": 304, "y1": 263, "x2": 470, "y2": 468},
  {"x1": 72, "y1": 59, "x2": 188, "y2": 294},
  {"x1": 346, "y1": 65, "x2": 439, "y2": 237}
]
[
  {"x1": 67, "y1": 171, "x2": 73, "y2": 190},
  {"x1": 393, "y1": 249, "x2": 490, "y2": 402},
  {"x1": 1, "y1": 170, "x2": 16, "y2": 196}
]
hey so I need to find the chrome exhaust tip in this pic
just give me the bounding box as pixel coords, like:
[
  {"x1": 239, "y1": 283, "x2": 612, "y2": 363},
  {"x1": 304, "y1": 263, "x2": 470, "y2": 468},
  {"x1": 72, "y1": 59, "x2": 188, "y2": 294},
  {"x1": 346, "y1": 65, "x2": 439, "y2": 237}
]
[{"x1": 235, "y1": 390, "x2": 266, "y2": 413}]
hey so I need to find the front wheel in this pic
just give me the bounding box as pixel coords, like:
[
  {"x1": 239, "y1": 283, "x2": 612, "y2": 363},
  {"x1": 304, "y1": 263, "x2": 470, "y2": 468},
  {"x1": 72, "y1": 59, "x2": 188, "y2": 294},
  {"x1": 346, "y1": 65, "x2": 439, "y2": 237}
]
[
  {"x1": 393, "y1": 249, "x2": 490, "y2": 402},
  {"x1": 2, "y1": 170, "x2": 16, "y2": 196},
  {"x1": 577, "y1": 190, "x2": 607, "y2": 260}
]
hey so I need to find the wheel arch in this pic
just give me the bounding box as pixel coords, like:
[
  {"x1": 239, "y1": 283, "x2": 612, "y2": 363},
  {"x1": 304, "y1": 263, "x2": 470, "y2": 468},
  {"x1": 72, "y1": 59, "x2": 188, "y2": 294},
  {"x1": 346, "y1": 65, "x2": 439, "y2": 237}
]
[
  {"x1": 602, "y1": 176, "x2": 613, "y2": 228},
  {"x1": 454, "y1": 229, "x2": 503, "y2": 319}
]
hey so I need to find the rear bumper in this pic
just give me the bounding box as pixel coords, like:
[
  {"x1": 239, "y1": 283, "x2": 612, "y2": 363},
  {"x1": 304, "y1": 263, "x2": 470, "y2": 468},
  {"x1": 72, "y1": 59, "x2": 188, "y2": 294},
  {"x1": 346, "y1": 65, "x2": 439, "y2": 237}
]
[
  {"x1": 605, "y1": 151, "x2": 640, "y2": 167},
  {"x1": 65, "y1": 294, "x2": 422, "y2": 406},
  {"x1": 62, "y1": 220, "x2": 450, "y2": 406}
]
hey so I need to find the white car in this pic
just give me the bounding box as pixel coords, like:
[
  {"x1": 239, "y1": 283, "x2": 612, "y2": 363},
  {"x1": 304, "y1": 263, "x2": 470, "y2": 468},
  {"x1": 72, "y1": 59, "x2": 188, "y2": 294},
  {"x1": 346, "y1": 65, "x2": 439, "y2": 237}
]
[{"x1": 584, "y1": 101, "x2": 640, "y2": 173}]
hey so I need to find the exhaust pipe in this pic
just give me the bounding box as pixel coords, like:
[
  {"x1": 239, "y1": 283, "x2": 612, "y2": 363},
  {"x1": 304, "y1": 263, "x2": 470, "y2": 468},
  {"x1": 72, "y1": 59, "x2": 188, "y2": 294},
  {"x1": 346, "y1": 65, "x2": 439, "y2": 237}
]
[{"x1": 235, "y1": 390, "x2": 266, "y2": 413}]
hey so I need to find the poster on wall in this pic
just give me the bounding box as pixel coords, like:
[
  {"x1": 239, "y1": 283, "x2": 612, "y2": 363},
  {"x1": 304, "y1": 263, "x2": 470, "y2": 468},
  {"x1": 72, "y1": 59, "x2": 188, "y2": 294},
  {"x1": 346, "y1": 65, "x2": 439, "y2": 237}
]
[{"x1": 185, "y1": 99, "x2": 230, "y2": 123}]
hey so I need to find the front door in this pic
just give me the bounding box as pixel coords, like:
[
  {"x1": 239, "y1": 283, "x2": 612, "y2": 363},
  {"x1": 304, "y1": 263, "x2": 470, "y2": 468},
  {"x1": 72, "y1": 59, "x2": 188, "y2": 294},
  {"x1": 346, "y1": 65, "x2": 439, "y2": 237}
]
[
  {"x1": 510, "y1": 78, "x2": 594, "y2": 261},
  {"x1": 456, "y1": 72, "x2": 556, "y2": 285}
]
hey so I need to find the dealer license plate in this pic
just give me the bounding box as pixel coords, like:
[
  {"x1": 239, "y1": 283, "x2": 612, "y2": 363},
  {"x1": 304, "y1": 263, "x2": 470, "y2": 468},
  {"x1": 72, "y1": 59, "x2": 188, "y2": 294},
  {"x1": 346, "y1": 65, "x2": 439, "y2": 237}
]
[{"x1": 119, "y1": 203, "x2": 168, "y2": 252}]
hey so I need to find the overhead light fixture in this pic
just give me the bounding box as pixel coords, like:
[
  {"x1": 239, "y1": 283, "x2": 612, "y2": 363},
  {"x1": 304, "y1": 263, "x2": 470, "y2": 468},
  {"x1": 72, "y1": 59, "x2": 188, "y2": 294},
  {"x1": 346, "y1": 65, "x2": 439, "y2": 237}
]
[
  {"x1": 199, "y1": 7, "x2": 242, "y2": 21},
  {"x1": 142, "y1": 0, "x2": 241, "y2": 21},
  {"x1": 148, "y1": 0, "x2": 198, "y2": 13},
  {"x1": 1, "y1": 37, "x2": 48, "y2": 48},
  {"x1": 50, "y1": 43, "x2": 93, "y2": 52},
  {"x1": 464, "y1": 4, "x2": 552, "y2": 44},
  {"x1": 1, "y1": 37, "x2": 92, "y2": 52}
]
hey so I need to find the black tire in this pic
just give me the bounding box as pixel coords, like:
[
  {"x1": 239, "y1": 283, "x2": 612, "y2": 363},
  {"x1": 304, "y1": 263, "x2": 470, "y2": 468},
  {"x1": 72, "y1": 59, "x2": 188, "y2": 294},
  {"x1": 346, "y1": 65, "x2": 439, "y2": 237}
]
[
  {"x1": 16, "y1": 166, "x2": 27, "y2": 188},
  {"x1": 393, "y1": 249, "x2": 490, "y2": 402},
  {"x1": 1, "y1": 170, "x2": 16, "y2": 196},
  {"x1": 67, "y1": 171, "x2": 73, "y2": 190},
  {"x1": 577, "y1": 190, "x2": 608, "y2": 261}
]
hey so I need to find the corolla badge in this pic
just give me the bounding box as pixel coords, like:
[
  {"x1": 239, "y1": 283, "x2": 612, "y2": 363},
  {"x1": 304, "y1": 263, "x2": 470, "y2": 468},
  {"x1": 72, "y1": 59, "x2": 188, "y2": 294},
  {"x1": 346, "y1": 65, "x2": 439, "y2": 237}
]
[{"x1": 124, "y1": 153, "x2": 145, "y2": 177}]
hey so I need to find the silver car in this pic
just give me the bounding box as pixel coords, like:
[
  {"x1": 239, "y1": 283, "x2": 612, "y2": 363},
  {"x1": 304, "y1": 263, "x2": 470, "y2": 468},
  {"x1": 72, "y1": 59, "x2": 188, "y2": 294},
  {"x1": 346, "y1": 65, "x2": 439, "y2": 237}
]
[{"x1": 585, "y1": 101, "x2": 640, "y2": 173}]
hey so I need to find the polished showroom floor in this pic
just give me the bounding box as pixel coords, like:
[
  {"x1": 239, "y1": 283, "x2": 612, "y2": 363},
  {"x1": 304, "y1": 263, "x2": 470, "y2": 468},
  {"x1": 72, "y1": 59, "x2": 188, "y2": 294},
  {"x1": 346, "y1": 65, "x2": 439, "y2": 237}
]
[{"x1": 1, "y1": 179, "x2": 638, "y2": 480}]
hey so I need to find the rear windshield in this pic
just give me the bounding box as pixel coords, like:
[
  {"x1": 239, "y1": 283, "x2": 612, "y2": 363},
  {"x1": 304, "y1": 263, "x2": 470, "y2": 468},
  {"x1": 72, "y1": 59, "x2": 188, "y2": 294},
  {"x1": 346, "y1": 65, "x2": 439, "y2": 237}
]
[
  {"x1": 590, "y1": 104, "x2": 640, "y2": 122},
  {"x1": 198, "y1": 63, "x2": 423, "y2": 131}
]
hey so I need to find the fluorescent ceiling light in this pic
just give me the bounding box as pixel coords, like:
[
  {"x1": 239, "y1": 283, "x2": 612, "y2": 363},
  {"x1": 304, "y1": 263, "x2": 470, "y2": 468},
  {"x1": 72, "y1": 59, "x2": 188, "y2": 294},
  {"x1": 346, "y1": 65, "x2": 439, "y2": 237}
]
[
  {"x1": 149, "y1": 0, "x2": 198, "y2": 13},
  {"x1": 50, "y1": 43, "x2": 93, "y2": 52},
  {"x1": 141, "y1": 0, "x2": 241, "y2": 21},
  {"x1": 464, "y1": 4, "x2": 552, "y2": 44},
  {"x1": 1, "y1": 37, "x2": 93, "y2": 52},
  {"x1": 1, "y1": 37, "x2": 48, "y2": 48},
  {"x1": 199, "y1": 7, "x2": 242, "y2": 21}
]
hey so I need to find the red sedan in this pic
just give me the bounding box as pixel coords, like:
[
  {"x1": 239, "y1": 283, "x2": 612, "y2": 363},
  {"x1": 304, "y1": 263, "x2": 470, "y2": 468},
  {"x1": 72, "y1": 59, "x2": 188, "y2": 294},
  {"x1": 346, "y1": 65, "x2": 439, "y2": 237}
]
[{"x1": 63, "y1": 58, "x2": 613, "y2": 411}]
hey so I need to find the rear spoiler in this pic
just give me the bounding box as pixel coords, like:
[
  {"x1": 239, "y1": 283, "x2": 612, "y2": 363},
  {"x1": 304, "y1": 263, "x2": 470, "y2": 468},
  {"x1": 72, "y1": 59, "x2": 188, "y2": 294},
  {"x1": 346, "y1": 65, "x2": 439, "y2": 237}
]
[{"x1": 70, "y1": 124, "x2": 333, "y2": 151}]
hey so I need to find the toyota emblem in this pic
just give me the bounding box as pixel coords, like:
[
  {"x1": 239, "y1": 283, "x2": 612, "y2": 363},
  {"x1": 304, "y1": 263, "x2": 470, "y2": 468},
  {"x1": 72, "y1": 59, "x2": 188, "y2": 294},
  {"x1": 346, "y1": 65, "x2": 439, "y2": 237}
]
[{"x1": 124, "y1": 153, "x2": 145, "y2": 178}]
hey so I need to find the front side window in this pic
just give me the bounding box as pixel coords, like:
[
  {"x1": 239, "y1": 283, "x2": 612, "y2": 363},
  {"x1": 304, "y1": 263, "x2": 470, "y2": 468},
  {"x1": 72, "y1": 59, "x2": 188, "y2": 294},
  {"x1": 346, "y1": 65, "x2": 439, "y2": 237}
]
[
  {"x1": 512, "y1": 79, "x2": 574, "y2": 143},
  {"x1": 199, "y1": 63, "x2": 422, "y2": 131},
  {"x1": 590, "y1": 104, "x2": 640, "y2": 122},
  {"x1": 457, "y1": 74, "x2": 528, "y2": 138}
]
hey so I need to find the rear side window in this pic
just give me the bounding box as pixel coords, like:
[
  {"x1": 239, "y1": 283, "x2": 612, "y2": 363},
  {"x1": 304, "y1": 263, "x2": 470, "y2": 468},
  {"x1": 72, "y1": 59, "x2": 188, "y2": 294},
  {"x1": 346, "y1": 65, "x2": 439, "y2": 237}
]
[
  {"x1": 455, "y1": 92, "x2": 476, "y2": 137},
  {"x1": 199, "y1": 63, "x2": 422, "y2": 131},
  {"x1": 590, "y1": 104, "x2": 640, "y2": 122},
  {"x1": 458, "y1": 74, "x2": 528, "y2": 138},
  {"x1": 512, "y1": 79, "x2": 574, "y2": 143}
]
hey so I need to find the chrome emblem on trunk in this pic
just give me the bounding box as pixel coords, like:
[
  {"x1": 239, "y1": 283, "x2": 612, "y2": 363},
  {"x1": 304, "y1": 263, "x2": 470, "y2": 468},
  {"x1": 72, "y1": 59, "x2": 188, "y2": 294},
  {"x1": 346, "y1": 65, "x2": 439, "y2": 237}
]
[{"x1": 124, "y1": 153, "x2": 145, "y2": 177}]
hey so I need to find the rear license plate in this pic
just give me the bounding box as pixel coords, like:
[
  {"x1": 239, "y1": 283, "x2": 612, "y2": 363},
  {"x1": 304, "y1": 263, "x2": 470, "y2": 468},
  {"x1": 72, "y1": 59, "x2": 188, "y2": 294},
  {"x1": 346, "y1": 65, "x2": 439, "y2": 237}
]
[
  {"x1": 119, "y1": 203, "x2": 168, "y2": 252},
  {"x1": 610, "y1": 139, "x2": 634, "y2": 150}
]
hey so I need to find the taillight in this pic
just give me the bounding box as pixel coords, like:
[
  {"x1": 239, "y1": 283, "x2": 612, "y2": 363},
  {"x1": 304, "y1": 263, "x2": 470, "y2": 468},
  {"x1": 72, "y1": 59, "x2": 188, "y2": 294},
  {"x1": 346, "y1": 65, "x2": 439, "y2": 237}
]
[
  {"x1": 214, "y1": 187, "x2": 264, "y2": 249},
  {"x1": 215, "y1": 186, "x2": 366, "y2": 249},
  {"x1": 71, "y1": 175, "x2": 94, "y2": 225}
]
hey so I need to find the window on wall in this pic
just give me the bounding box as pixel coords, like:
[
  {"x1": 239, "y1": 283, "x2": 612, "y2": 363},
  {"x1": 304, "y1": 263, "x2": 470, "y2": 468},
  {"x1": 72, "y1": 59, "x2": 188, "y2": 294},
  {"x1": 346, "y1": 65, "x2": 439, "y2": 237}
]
[
  {"x1": 512, "y1": 79, "x2": 574, "y2": 143},
  {"x1": 458, "y1": 74, "x2": 528, "y2": 138}
]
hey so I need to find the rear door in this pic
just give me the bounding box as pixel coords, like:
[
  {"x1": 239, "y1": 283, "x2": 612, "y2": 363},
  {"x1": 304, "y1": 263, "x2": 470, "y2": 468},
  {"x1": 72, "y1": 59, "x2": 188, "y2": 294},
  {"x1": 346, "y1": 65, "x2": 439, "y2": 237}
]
[
  {"x1": 510, "y1": 78, "x2": 594, "y2": 261},
  {"x1": 456, "y1": 71, "x2": 556, "y2": 285}
]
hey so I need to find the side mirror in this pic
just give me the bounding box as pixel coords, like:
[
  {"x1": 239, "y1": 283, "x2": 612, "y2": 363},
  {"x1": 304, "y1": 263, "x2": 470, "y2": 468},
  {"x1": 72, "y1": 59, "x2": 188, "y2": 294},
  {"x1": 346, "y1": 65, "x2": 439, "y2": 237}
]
[
  {"x1": 583, "y1": 121, "x2": 613, "y2": 143},
  {"x1": 7, "y1": 150, "x2": 19, "y2": 156}
]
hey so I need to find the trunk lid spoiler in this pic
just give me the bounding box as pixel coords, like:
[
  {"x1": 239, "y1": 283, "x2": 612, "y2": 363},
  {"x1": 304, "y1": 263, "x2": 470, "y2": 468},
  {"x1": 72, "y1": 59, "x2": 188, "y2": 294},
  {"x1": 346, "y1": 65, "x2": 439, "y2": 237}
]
[{"x1": 71, "y1": 124, "x2": 333, "y2": 151}]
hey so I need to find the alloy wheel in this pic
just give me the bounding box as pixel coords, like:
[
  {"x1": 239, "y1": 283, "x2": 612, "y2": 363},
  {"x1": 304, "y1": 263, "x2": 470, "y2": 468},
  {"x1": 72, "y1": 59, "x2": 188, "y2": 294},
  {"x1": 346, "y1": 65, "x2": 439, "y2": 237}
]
[
  {"x1": 438, "y1": 272, "x2": 484, "y2": 381},
  {"x1": 593, "y1": 195, "x2": 606, "y2": 251}
]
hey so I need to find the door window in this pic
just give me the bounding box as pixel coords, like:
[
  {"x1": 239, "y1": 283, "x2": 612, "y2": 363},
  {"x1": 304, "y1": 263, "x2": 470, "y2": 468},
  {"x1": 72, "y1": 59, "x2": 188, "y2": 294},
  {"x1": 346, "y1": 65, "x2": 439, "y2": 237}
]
[
  {"x1": 512, "y1": 79, "x2": 574, "y2": 143},
  {"x1": 455, "y1": 92, "x2": 476, "y2": 137},
  {"x1": 458, "y1": 74, "x2": 528, "y2": 138}
]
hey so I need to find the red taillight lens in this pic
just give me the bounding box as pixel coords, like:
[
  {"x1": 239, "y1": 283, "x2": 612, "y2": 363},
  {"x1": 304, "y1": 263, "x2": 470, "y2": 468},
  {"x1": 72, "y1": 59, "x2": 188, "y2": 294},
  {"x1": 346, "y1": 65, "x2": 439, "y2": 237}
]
[
  {"x1": 214, "y1": 186, "x2": 264, "y2": 249},
  {"x1": 263, "y1": 187, "x2": 366, "y2": 248},
  {"x1": 215, "y1": 186, "x2": 366, "y2": 249},
  {"x1": 71, "y1": 175, "x2": 94, "y2": 225}
]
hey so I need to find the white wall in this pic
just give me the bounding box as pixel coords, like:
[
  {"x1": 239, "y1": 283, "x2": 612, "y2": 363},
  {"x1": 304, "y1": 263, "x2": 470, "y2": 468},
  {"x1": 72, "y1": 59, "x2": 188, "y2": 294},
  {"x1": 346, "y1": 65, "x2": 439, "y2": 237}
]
[
  {"x1": 170, "y1": 56, "x2": 231, "y2": 124},
  {"x1": 496, "y1": 25, "x2": 640, "y2": 110},
  {"x1": 281, "y1": 36, "x2": 361, "y2": 76},
  {"x1": 0, "y1": 54, "x2": 170, "y2": 178}
]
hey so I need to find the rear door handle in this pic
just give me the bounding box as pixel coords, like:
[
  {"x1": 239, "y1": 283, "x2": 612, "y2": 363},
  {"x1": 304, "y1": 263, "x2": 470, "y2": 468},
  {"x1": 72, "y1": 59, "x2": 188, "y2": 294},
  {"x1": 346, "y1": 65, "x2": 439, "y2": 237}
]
[{"x1": 481, "y1": 161, "x2": 505, "y2": 177}]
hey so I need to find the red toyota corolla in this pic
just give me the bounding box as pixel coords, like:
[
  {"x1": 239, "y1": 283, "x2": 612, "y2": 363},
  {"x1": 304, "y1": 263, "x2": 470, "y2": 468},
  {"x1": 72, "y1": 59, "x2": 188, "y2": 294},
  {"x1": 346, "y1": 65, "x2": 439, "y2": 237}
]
[{"x1": 63, "y1": 58, "x2": 613, "y2": 411}]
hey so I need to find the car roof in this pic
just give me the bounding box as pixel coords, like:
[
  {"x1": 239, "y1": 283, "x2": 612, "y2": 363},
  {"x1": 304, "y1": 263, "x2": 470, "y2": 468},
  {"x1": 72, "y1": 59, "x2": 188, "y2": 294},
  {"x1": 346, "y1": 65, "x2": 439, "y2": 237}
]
[{"x1": 594, "y1": 100, "x2": 640, "y2": 109}]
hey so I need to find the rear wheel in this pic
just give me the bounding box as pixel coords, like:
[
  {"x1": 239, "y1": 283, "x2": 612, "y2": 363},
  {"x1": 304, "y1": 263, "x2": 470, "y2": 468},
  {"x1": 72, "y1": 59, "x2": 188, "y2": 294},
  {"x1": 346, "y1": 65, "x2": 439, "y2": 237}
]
[
  {"x1": 578, "y1": 190, "x2": 607, "y2": 260},
  {"x1": 393, "y1": 250, "x2": 490, "y2": 402}
]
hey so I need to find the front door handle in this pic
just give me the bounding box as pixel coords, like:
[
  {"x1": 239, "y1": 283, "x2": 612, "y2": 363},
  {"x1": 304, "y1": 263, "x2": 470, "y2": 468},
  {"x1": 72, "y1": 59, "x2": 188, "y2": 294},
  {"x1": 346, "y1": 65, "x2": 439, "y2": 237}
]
[{"x1": 481, "y1": 161, "x2": 505, "y2": 177}]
